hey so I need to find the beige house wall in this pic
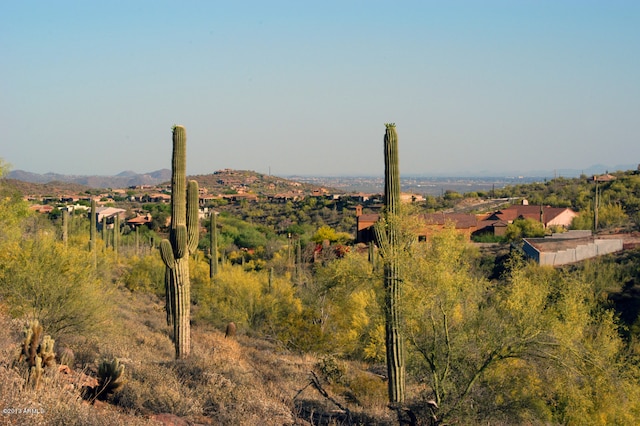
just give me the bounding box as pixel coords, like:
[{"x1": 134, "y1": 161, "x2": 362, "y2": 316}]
[{"x1": 547, "y1": 209, "x2": 578, "y2": 228}]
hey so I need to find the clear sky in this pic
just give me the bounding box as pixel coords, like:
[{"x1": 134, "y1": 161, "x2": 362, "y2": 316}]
[{"x1": 2, "y1": 1, "x2": 639, "y2": 177}]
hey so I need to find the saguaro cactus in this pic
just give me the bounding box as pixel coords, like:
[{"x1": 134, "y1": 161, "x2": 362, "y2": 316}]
[
  {"x1": 374, "y1": 123, "x2": 406, "y2": 405},
  {"x1": 113, "y1": 213, "x2": 120, "y2": 258},
  {"x1": 159, "y1": 125, "x2": 199, "y2": 359},
  {"x1": 90, "y1": 199, "x2": 98, "y2": 268},
  {"x1": 90, "y1": 199, "x2": 97, "y2": 251},
  {"x1": 102, "y1": 216, "x2": 107, "y2": 247},
  {"x1": 368, "y1": 240, "x2": 377, "y2": 270},
  {"x1": 209, "y1": 211, "x2": 218, "y2": 279},
  {"x1": 62, "y1": 209, "x2": 68, "y2": 247}
]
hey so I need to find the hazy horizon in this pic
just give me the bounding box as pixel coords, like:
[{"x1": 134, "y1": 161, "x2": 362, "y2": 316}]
[
  {"x1": 2, "y1": 1, "x2": 639, "y2": 177},
  {"x1": 9, "y1": 162, "x2": 636, "y2": 181}
]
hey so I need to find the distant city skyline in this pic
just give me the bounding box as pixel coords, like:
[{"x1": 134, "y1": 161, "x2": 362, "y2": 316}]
[{"x1": 2, "y1": 1, "x2": 639, "y2": 177}]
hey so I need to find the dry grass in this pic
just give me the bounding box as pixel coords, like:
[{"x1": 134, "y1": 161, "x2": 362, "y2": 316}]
[
  {"x1": 0, "y1": 303, "x2": 152, "y2": 426},
  {"x1": 1, "y1": 288, "x2": 404, "y2": 425}
]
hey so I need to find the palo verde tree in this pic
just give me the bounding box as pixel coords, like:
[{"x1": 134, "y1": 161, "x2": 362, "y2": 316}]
[
  {"x1": 159, "y1": 125, "x2": 199, "y2": 359},
  {"x1": 374, "y1": 123, "x2": 406, "y2": 405}
]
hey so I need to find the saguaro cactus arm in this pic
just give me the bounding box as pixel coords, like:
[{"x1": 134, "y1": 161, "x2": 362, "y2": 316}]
[
  {"x1": 187, "y1": 180, "x2": 200, "y2": 254},
  {"x1": 160, "y1": 240, "x2": 176, "y2": 268}
]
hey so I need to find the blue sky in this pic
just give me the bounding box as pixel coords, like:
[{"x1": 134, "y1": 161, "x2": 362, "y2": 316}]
[{"x1": 2, "y1": 1, "x2": 639, "y2": 177}]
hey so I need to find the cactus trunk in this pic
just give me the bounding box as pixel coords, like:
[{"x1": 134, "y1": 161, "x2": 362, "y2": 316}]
[
  {"x1": 209, "y1": 211, "x2": 218, "y2": 278},
  {"x1": 102, "y1": 216, "x2": 107, "y2": 246},
  {"x1": 368, "y1": 241, "x2": 376, "y2": 269},
  {"x1": 159, "y1": 125, "x2": 199, "y2": 359},
  {"x1": 90, "y1": 199, "x2": 97, "y2": 268},
  {"x1": 62, "y1": 209, "x2": 68, "y2": 247},
  {"x1": 376, "y1": 123, "x2": 405, "y2": 405},
  {"x1": 113, "y1": 213, "x2": 119, "y2": 259},
  {"x1": 90, "y1": 199, "x2": 97, "y2": 251}
]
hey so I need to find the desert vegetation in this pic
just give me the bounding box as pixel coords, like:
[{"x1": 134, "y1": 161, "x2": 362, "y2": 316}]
[{"x1": 2, "y1": 138, "x2": 640, "y2": 424}]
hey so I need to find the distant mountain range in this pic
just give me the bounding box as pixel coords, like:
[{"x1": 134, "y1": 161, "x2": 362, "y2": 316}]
[
  {"x1": 7, "y1": 163, "x2": 639, "y2": 193},
  {"x1": 7, "y1": 169, "x2": 172, "y2": 188}
]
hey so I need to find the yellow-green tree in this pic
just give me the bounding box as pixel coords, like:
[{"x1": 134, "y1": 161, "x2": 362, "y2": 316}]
[
  {"x1": 598, "y1": 202, "x2": 628, "y2": 229},
  {"x1": 0, "y1": 233, "x2": 110, "y2": 336},
  {"x1": 194, "y1": 265, "x2": 309, "y2": 348},
  {"x1": 504, "y1": 217, "x2": 546, "y2": 241},
  {"x1": 0, "y1": 161, "x2": 31, "y2": 243},
  {"x1": 404, "y1": 228, "x2": 640, "y2": 423},
  {"x1": 312, "y1": 251, "x2": 383, "y2": 359},
  {"x1": 311, "y1": 225, "x2": 352, "y2": 244}
]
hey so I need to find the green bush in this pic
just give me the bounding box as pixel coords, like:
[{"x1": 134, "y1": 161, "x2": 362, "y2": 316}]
[
  {"x1": 504, "y1": 218, "x2": 545, "y2": 241},
  {"x1": 194, "y1": 265, "x2": 309, "y2": 349},
  {"x1": 121, "y1": 253, "x2": 165, "y2": 294},
  {"x1": 0, "y1": 233, "x2": 111, "y2": 337}
]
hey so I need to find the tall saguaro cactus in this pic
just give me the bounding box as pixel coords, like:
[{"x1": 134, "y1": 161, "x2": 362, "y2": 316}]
[
  {"x1": 159, "y1": 125, "x2": 199, "y2": 359},
  {"x1": 113, "y1": 213, "x2": 120, "y2": 259},
  {"x1": 62, "y1": 209, "x2": 68, "y2": 247},
  {"x1": 102, "y1": 216, "x2": 107, "y2": 246},
  {"x1": 374, "y1": 123, "x2": 406, "y2": 405},
  {"x1": 90, "y1": 199, "x2": 97, "y2": 251},
  {"x1": 209, "y1": 211, "x2": 218, "y2": 279},
  {"x1": 90, "y1": 199, "x2": 98, "y2": 268}
]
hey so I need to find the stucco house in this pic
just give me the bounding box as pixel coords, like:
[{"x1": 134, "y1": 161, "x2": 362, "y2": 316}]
[
  {"x1": 95, "y1": 207, "x2": 127, "y2": 225},
  {"x1": 475, "y1": 204, "x2": 578, "y2": 237},
  {"x1": 355, "y1": 205, "x2": 477, "y2": 243}
]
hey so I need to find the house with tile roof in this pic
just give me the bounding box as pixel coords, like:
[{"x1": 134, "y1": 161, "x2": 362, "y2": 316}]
[
  {"x1": 355, "y1": 205, "x2": 478, "y2": 243},
  {"x1": 126, "y1": 214, "x2": 152, "y2": 228},
  {"x1": 474, "y1": 204, "x2": 578, "y2": 237},
  {"x1": 95, "y1": 207, "x2": 126, "y2": 223}
]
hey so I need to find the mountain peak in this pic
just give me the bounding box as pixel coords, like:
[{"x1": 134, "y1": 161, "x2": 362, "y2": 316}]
[
  {"x1": 116, "y1": 170, "x2": 138, "y2": 177},
  {"x1": 7, "y1": 169, "x2": 171, "y2": 188}
]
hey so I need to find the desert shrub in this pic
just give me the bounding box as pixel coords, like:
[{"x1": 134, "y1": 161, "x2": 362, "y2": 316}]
[
  {"x1": 189, "y1": 254, "x2": 213, "y2": 304},
  {"x1": 0, "y1": 182, "x2": 32, "y2": 243},
  {"x1": 598, "y1": 202, "x2": 629, "y2": 229},
  {"x1": 310, "y1": 251, "x2": 384, "y2": 359},
  {"x1": 120, "y1": 252, "x2": 165, "y2": 294},
  {"x1": 504, "y1": 217, "x2": 546, "y2": 241},
  {"x1": 315, "y1": 355, "x2": 347, "y2": 385},
  {"x1": 1, "y1": 371, "x2": 153, "y2": 426},
  {"x1": 570, "y1": 207, "x2": 593, "y2": 230},
  {"x1": 194, "y1": 265, "x2": 311, "y2": 349},
  {"x1": 311, "y1": 225, "x2": 352, "y2": 244},
  {"x1": 0, "y1": 233, "x2": 111, "y2": 337},
  {"x1": 114, "y1": 361, "x2": 203, "y2": 416},
  {"x1": 346, "y1": 371, "x2": 388, "y2": 409}
]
